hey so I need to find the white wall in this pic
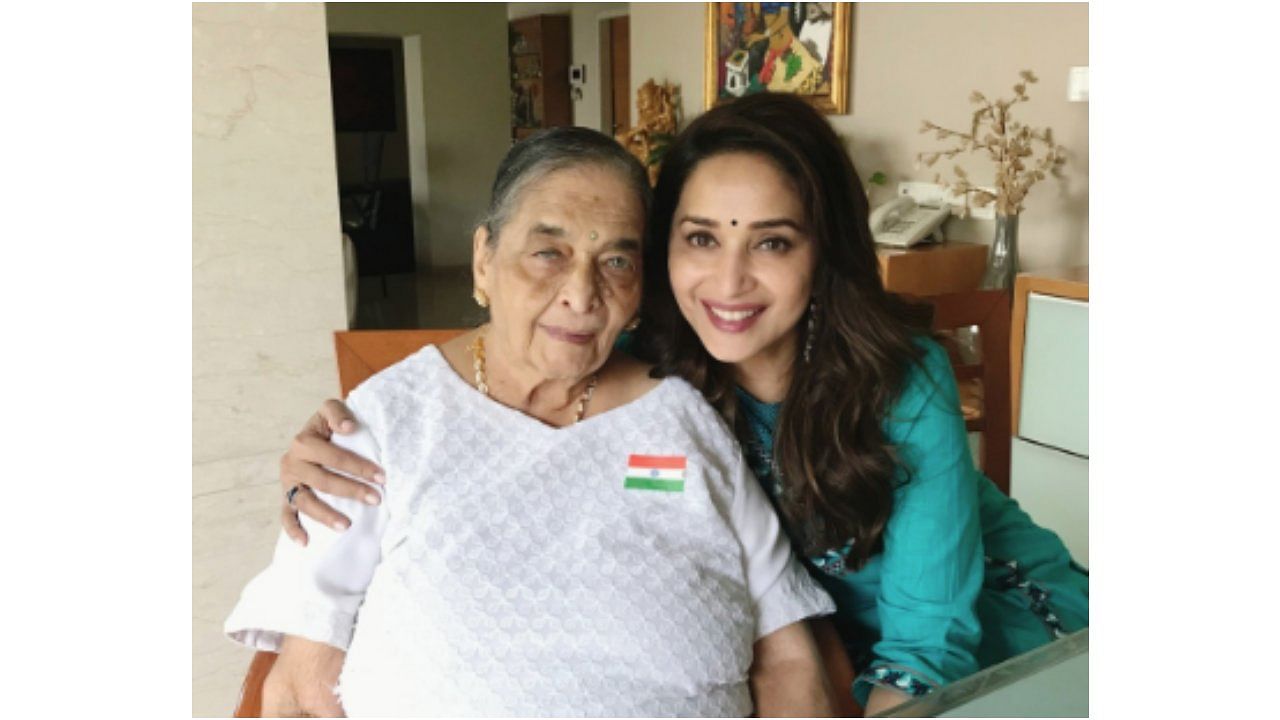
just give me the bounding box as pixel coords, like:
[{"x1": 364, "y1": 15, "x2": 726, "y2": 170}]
[
  {"x1": 193, "y1": 3, "x2": 348, "y2": 714},
  {"x1": 630, "y1": 2, "x2": 1090, "y2": 270}
]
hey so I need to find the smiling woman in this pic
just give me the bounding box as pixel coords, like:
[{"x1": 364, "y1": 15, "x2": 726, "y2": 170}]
[
  {"x1": 667, "y1": 152, "x2": 818, "y2": 397},
  {"x1": 637, "y1": 93, "x2": 1087, "y2": 715}
]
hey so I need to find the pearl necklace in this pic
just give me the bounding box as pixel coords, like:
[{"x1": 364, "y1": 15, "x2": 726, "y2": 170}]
[{"x1": 468, "y1": 332, "x2": 598, "y2": 424}]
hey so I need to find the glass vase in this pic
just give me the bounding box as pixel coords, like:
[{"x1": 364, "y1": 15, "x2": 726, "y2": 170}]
[{"x1": 981, "y1": 213, "x2": 1020, "y2": 290}]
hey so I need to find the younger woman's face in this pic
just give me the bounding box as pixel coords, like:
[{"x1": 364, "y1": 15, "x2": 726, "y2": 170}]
[{"x1": 667, "y1": 152, "x2": 817, "y2": 370}]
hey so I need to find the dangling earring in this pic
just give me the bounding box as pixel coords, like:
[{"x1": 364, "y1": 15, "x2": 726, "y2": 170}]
[
  {"x1": 473, "y1": 288, "x2": 489, "y2": 308},
  {"x1": 803, "y1": 300, "x2": 819, "y2": 363},
  {"x1": 625, "y1": 316, "x2": 641, "y2": 332}
]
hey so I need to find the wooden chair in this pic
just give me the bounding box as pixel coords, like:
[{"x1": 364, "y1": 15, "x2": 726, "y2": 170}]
[
  {"x1": 919, "y1": 289, "x2": 1013, "y2": 495},
  {"x1": 236, "y1": 310, "x2": 1014, "y2": 716},
  {"x1": 333, "y1": 329, "x2": 466, "y2": 396}
]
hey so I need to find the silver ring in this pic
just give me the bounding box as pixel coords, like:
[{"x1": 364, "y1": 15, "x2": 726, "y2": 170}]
[{"x1": 286, "y1": 483, "x2": 309, "y2": 509}]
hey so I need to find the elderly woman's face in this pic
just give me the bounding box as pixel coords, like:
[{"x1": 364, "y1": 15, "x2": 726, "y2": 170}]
[{"x1": 474, "y1": 164, "x2": 644, "y2": 382}]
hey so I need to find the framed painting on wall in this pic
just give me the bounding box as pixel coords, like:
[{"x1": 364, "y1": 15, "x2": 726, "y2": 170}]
[{"x1": 704, "y1": 2, "x2": 851, "y2": 114}]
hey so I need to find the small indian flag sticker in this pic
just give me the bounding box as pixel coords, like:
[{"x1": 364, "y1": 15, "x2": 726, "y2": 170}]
[{"x1": 624, "y1": 454, "x2": 686, "y2": 493}]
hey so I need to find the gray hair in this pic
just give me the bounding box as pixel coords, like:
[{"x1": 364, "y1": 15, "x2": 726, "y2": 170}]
[{"x1": 479, "y1": 127, "x2": 652, "y2": 246}]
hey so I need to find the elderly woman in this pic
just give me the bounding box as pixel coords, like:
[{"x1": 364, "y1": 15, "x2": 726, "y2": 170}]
[{"x1": 225, "y1": 127, "x2": 836, "y2": 717}]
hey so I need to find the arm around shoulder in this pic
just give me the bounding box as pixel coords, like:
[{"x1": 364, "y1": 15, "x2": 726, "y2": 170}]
[{"x1": 225, "y1": 415, "x2": 388, "y2": 654}]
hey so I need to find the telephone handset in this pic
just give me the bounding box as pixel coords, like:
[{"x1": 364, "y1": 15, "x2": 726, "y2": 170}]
[{"x1": 869, "y1": 196, "x2": 951, "y2": 248}]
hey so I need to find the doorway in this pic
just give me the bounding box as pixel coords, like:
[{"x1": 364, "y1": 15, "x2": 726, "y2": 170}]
[
  {"x1": 328, "y1": 36, "x2": 417, "y2": 280},
  {"x1": 599, "y1": 15, "x2": 630, "y2": 136}
]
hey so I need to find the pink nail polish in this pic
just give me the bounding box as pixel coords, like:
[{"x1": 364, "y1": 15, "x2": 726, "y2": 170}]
[
  {"x1": 373, "y1": 472, "x2": 386, "y2": 484},
  {"x1": 332, "y1": 520, "x2": 349, "y2": 531},
  {"x1": 364, "y1": 493, "x2": 380, "y2": 506}
]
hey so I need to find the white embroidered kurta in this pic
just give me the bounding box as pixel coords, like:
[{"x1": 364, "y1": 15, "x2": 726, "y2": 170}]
[{"x1": 226, "y1": 345, "x2": 834, "y2": 717}]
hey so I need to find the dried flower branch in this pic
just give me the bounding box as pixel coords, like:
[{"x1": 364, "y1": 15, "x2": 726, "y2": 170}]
[{"x1": 916, "y1": 70, "x2": 1067, "y2": 217}]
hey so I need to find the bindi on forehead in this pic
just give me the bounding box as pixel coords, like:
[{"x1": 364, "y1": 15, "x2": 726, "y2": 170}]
[{"x1": 679, "y1": 214, "x2": 803, "y2": 232}]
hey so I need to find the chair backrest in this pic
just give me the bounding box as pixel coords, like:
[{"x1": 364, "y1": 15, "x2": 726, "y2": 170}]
[
  {"x1": 918, "y1": 290, "x2": 1012, "y2": 495},
  {"x1": 232, "y1": 651, "x2": 278, "y2": 717},
  {"x1": 334, "y1": 329, "x2": 467, "y2": 396}
]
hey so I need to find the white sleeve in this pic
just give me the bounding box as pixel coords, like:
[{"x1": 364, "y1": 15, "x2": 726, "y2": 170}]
[
  {"x1": 729, "y1": 455, "x2": 836, "y2": 640},
  {"x1": 224, "y1": 421, "x2": 387, "y2": 652}
]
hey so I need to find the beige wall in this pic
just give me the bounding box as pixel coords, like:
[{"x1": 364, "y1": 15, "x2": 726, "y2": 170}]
[
  {"x1": 193, "y1": 3, "x2": 348, "y2": 715},
  {"x1": 327, "y1": 2, "x2": 510, "y2": 269},
  {"x1": 509, "y1": 1, "x2": 573, "y2": 17},
  {"x1": 631, "y1": 2, "x2": 1089, "y2": 270}
]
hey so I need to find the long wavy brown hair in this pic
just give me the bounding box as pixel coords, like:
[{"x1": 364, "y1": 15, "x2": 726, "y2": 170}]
[{"x1": 635, "y1": 94, "x2": 932, "y2": 568}]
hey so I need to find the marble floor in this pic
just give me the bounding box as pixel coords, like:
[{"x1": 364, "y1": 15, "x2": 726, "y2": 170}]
[{"x1": 192, "y1": 266, "x2": 482, "y2": 716}]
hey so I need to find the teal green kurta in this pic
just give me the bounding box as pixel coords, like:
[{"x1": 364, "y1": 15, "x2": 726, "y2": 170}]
[{"x1": 734, "y1": 337, "x2": 1088, "y2": 704}]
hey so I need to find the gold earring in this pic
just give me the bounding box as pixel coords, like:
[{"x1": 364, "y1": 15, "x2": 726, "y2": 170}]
[
  {"x1": 625, "y1": 317, "x2": 641, "y2": 332},
  {"x1": 473, "y1": 288, "x2": 489, "y2": 308}
]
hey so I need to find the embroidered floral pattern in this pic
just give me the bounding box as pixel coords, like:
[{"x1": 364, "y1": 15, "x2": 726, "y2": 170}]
[
  {"x1": 737, "y1": 388, "x2": 784, "y2": 499},
  {"x1": 986, "y1": 556, "x2": 1069, "y2": 640},
  {"x1": 855, "y1": 665, "x2": 936, "y2": 698},
  {"x1": 810, "y1": 538, "x2": 856, "y2": 576},
  {"x1": 742, "y1": 432, "x2": 784, "y2": 498}
]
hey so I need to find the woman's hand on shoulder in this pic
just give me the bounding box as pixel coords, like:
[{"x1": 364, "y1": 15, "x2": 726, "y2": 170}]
[
  {"x1": 280, "y1": 399, "x2": 385, "y2": 546},
  {"x1": 262, "y1": 635, "x2": 346, "y2": 717}
]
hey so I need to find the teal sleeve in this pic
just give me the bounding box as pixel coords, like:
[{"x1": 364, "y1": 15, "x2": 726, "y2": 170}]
[{"x1": 854, "y1": 338, "x2": 983, "y2": 703}]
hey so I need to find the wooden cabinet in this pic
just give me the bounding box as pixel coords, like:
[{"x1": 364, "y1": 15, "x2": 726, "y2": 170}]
[
  {"x1": 509, "y1": 15, "x2": 571, "y2": 141},
  {"x1": 876, "y1": 241, "x2": 989, "y2": 296},
  {"x1": 1009, "y1": 267, "x2": 1089, "y2": 566}
]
